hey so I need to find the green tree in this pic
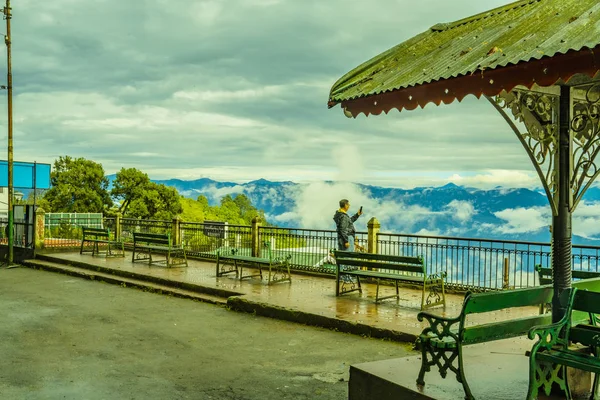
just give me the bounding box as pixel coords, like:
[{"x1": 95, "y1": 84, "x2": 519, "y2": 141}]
[
  {"x1": 117, "y1": 179, "x2": 182, "y2": 220},
  {"x1": 111, "y1": 168, "x2": 151, "y2": 215},
  {"x1": 42, "y1": 156, "x2": 112, "y2": 212}
]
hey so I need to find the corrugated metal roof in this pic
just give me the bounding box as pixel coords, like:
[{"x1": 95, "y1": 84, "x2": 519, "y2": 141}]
[{"x1": 329, "y1": 0, "x2": 600, "y2": 105}]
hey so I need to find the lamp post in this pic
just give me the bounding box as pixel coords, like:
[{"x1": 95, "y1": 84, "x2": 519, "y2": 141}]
[{"x1": 3, "y1": 0, "x2": 13, "y2": 265}]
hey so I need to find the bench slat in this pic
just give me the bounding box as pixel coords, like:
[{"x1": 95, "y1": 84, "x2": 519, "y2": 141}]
[
  {"x1": 462, "y1": 314, "x2": 552, "y2": 344},
  {"x1": 334, "y1": 251, "x2": 422, "y2": 265},
  {"x1": 463, "y1": 286, "x2": 553, "y2": 315},
  {"x1": 220, "y1": 255, "x2": 271, "y2": 264},
  {"x1": 537, "y1": 350, "x2": 600, "y2": 373},
  {"x1": 570, "y1": 325, "x2": 600, "y2": 347},
  {"x1": 344, "y1": 270, "x2": 425, "y2": 282},
  {"x1": 537, "y1": 267, "x2": 600, "y2": 282},
  {"x1": 334, "y1": 258, "x2": 424, "y2": 273},
  {"x1": 572, "y1": 289, "x2": 600, "y2": 315}
]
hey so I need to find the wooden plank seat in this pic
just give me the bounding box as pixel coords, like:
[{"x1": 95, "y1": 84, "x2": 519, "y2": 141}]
[
  {"x1": 131, "y1": 232, "x2": 187, "y2": 268},
  {"x1": 535, "y1": 264, "x2": 600, "y2": 313},
  {"x1": 416, "y1": 286, "x2": 555, "y2": 400},
  {"x1": 527, "y1": 287, "x2": 600, "y2": 400},
  {"x1": 216, "y1": 242, "x2": 292, "y2": 285},
  {"x1": 80, "y1": 227, "x2": 124, "y2": 257},
  {"x1": 333, "y1": 251, "x2": 446, "y2": 310}
]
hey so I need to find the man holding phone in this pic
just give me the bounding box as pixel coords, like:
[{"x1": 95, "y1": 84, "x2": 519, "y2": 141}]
[{"x1": 333, "y1": 199, "x2": 363, "y2": 252}]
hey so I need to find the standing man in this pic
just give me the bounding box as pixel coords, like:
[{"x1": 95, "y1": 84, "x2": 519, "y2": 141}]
[{"x1": 333, "y1": 199, "x2": 362, "y2": 252}]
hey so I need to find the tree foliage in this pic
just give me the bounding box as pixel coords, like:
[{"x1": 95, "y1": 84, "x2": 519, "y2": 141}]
[
  {"x1": 42, "y1": 156, "x2": 112, "y2": 213},
  {"x1": 180, "y1": 194, "x2": 267, "y2": 225},
  {"x1": 111, "y1": 167, "x2": 182, "y2": 220}
]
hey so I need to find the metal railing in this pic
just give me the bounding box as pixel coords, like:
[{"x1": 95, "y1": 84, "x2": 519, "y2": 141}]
[
  {"x1": 180, "y1": 222, "x2": 252, "y2": 258},
  {"x1": 376, "y1": 233, "x2": 600, "y2": 290},
  {"x1": 34, "y1": 213, "x2": 600, "y2": 292},
  {"x1": 259, "y1": 226, "x2": 367, "y2": 274},
  {"x1": 120, "y1": 218, "x2": 171, "y2": 243}
]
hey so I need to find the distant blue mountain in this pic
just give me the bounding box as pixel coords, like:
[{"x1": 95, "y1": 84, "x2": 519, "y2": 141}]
[{"x1": 106, "y1": 174, "x2": 600, "y2": 246}]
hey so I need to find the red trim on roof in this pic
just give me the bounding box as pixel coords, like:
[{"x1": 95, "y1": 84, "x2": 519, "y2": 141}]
[{"x1": 331, "y1": 46, "x2": 600, "y2": 117}]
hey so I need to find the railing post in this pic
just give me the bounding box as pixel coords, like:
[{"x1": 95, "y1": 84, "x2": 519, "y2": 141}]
[
  {"x1": 367, "y1": 217, "x2": 380, "y2": 254},
  {"x1": 251, "y1": 216, "x2": 261, "y2": 257},
  {"x1": 172, "y1": 217, "x2": 181, "y2": 246},
  {"x1": 503, "y1": 258, "x2": 509, "y2": 289},
  {"x1": 115, "y1": 212, "x2": 122, "y2": 241},
  {"x1": 35, "y1": 207, "x2": 45, "y2": 250}
]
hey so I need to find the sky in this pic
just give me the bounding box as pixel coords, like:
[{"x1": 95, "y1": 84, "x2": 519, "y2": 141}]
[{"x1": 0, "y1": 0, "x2": 549, "y2": 189}]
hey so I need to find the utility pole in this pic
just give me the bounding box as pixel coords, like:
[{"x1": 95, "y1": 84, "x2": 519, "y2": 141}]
[{"x1": 4, "y1": 0, "x2": 13, "y2": 265}]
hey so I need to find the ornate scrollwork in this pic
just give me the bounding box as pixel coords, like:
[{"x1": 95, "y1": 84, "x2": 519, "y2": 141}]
[
  {"x1": 489, "y1": 82, "x2": 600, "y2": 215},
  {"x1": 571, "y1": 83, "x2": 600, "y2": 209},
  {"x1": 425, "y1": 272, "x2": 446, "y2": 306},
  {"x1": 490, "y1": 90, "x2": 560, "y2": 214}
]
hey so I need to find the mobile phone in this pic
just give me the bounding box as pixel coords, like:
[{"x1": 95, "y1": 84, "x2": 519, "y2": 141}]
[{"x1": 359, "y1": 206, "x2": 363, "y2": 213}]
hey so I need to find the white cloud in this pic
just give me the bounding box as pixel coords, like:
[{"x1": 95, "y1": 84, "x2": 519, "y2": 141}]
[
  {"x1": 445, "y1": 200, "x2": 476, "y2": 223},
  {"x1": 2, "y1": 0, "x2": 538, "y2": 190},
  {"x1": 493, "y1": 207, "x2": 550, "y2": 234}
]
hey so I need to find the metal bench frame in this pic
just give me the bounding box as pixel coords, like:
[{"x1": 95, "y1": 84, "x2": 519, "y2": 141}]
[{"x1": 80, "y1": 227, "x2": 124, "y2": 257}]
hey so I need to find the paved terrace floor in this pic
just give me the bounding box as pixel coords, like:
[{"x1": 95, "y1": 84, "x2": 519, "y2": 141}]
[{"x1": 40, "y1": 251, "x2": 543, "y2": 341}]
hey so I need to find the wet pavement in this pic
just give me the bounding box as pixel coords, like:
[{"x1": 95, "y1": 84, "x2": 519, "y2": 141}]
[{"x1": 41, "y1": 251, "x2": 543, "y2": 339}]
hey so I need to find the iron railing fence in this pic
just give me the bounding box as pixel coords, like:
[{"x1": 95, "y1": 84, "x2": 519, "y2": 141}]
[
  {"x1": 42, "y1": 213, "x2": 105, "y2": 249},
  {"x1": 259, "y1": 226, "x2": 368, "y2": 274},
  {"x1": 0, "y1": 217, "x2": 34, "y2": 248},
  {"x1": 377, "y1": 233, "x2": 600, "y2": 290},
  {"x1": 180, "y1": 222, "x2": 252, "y2": 258},
  {"x1": 120, "y1": 218, "x2": 171, "y2": 243}
]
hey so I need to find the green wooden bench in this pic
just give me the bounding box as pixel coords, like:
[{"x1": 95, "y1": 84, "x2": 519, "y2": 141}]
[
  {"x1": 527, "y1": 287, "x2": 600, "y2": 400},
  {"x1": 216, "y1": 242, "x2": 292, "y2": 285},
  {"x1": 535, "y1": 264, "x2": 600, "y2": 313},
  {"x1": 333, "y1": 251, "x2": 446, "y2": 310},
  {"x1": 416, "y1": 286, "x2": 554, "y2": 400},
  {"x1": 132, "y1": 232, "x2": 187, "y2": 268},
  {"x1": 80, "y1": 227, "x2": 124, "y2": 257}
]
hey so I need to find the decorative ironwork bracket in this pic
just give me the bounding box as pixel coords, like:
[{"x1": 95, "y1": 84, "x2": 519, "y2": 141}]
[{"x1": 485, "y1": 82, "x2": 600, "y2": 216}]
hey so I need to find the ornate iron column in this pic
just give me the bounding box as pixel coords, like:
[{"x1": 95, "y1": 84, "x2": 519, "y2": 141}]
[
  {"x1": 553, "y1": 86, "x2": 573, "y2": 321},
  {"x1": 487, "y1": 81, "x2": 600, "y2": 321}
]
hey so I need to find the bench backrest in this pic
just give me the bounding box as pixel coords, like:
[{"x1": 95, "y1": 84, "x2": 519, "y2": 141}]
[
  {"x1": 133, "y1": 231, "x2": 171, "y2": 246},
  {"x1": 82, "y1": 227, "x2": 110, "y2": 239},
  {"x1": 563, "y1": 288, "x2": 600, "y2": 347},
  {"x1": 333, "y1": 251, "x2": 425, "y2": 274},
  {"x1": 459, "y1": 286, "x2": 554, "y2": 343},
  {"x1": 535, "y1": 265, "x2": 600, "y2": 285}
]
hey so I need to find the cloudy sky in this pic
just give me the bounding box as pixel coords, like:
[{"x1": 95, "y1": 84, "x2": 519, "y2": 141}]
[{"x1": 0, "y1": 0, "x2": 545, "y2": 189}]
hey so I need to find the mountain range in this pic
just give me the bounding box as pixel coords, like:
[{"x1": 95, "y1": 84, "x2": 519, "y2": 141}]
[{"x1": 107, "y1": 175, "x2": 600, "y2": 246}]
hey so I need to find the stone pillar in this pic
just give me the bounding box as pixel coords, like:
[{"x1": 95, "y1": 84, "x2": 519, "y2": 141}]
[
  {"x1": 251, "y1": 216, "x2": 261, "y2": 257},
  {"x1": 172, "y1": 217, "x2": 181, "y2": 246},
  {"x1": 35, "y1": 207, "x2": 45, "y2": 249},
  {"x1": 115, "y1": 212, "x2": 122, "y2": 241},
  {"x1": 367, "y1": 217, "x2": 380, "y2": 254}
]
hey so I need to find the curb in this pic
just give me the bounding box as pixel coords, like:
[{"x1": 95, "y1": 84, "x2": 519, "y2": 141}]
[
  {"x1": 227, "y1": 296, "x2": 417, "y2": 343},
  {"x1": 34, "y1": 254, "x2": 242, "y2": 299}
]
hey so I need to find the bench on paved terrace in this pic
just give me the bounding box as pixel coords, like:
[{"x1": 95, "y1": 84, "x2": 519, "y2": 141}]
[
  {"x1": 80, "y1": 227, "x2": 124, "y2": 257},
  {"x1": 416, "y1": 285, "x2": 555, "y2": 400},
  {"x1": 527, "y1": 287, "x2": 600, "y2": 400},
  {"x1": 216, "y1": 242, "x2": 292, "y2": 285},
  {"x1": 132, "y1": 232, "x2": 188, "y2": 268},
  {"x1": 333, "y1": 251, "x2": 446, "y2": 310},
  {"x1": 535, "y1": 264, "x2": 600, "y2": 313}
]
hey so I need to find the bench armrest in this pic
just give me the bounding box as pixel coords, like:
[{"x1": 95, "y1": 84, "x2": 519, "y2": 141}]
[
  {"x1": 417, "y1": 311, "x2": 461, "y2": 342},
  {"x1": 528, "y1": 318, "x2": 569, "y2": 354}
]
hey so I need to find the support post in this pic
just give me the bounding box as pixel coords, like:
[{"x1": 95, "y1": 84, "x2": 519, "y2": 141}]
[
  {"x1": 367, "y1": 217, "x2": 380, "y2": 254},
  {"x1": 115, "y1": 212, "x2": 122, "y2": 241},
  {"x1": 251, "y1": 216, "x2": 261, "y2": 257},
  {"x1": 503, "y1": 258, "x2": 509, "y2": 289},
  {"x1": 34, "y1": 207, "x2": 44, "y2": 250},
  {"x1": 4, "y1": 1, "x2": 13, "y2": 265},
  {"x1": 172, "y1": 217, "x2": 181, "y2": 246},
  {"x1": 552, "y1": 85, "x2": 573, "y2": 323}
]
